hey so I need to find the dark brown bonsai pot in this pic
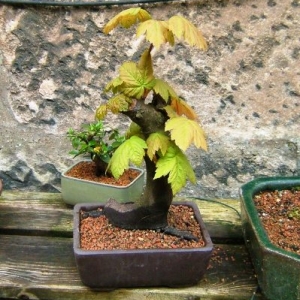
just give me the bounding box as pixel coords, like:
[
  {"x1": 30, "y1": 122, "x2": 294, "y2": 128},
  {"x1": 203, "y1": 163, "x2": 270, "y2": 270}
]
[{"x1": 73, "y1": 201, "x2": 213, "y2": 288}]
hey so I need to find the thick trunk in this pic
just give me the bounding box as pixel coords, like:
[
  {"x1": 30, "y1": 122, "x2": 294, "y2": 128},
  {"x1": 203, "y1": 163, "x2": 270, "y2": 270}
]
[{"x1": 103, "y1": 98, "x2": 173, "y2": 230}]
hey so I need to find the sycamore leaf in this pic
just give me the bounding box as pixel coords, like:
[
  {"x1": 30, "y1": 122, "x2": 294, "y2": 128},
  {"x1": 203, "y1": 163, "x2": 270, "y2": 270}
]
[
  {"x1": 153, "y1": 79, "x2": 178, "y2": 102},
  {"x1": 119, "y1": 61, "x2": 155, "y2": 99},
  {"x1": 170, "y1": 97, "x2": 198, "y2": 120},
  {"x1": 138, "y1": 49, "x2": 153, "y2": 77},
  {"x1": 105, "y1": 77, "x2": 124, "y2": 94},
  {"x1": 108, "y1": 136, "x2": 147, "y2": 178},
  {"x1": 107, "y1": 94, "x2": 131, "y2": 113},
  {"x1": 136, "y1": 20, "x2": 174, "y2": 49},
  {"x1": 95, "y1": 104, "x2": 107, "y2": 120},
  {"x1": 165, "y1": 117, "x2": 207, "y2": 151},
  {"x1": 146, "y1": 132, "x2": 170, "y2": 160},
  {"x1": 163, "y1": 105, "x2": 178, "y2": 119},
  {"x1": 154, "y1": 144, "x2": 196, "y2": 195},
  {"x1": 125, "y1": 122, "x2": 144, "y2": 139},
  {"x1": 103, "y1": 8, "x2": 152, "y2": 34},
  {"x1": 168, "y1": 15, "x2": 207, "y2": 50}
]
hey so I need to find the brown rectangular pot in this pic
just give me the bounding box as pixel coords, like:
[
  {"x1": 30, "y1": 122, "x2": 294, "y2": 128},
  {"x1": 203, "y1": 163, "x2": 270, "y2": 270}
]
[{"x1": 73, "y1": 201, "x2": 213, "y2": 288}]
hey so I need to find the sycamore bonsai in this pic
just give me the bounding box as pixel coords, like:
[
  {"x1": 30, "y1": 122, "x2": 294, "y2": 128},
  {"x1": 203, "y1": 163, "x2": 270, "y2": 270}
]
[{"x1": 97, "y1": 8, "x2": 208, "y2": 235}]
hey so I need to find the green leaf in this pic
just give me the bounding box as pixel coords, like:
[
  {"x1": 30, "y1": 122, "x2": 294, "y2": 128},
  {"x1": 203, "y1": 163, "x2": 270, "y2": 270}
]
[
  {"x1": 125, "y1": 122, "x2": 144, "y2": 139},
  {"x1": 146, "y1": 132, "x2": 170, "y2": 160},
  {"x1": 168, "y1": 15, "x2": 207, "y2": 50},
  {"x1": 153, "y1": 79, "x2": 178, "y2": 102},
  {"x1": 108, "y1": 136, "x2": 147, "y2": 178},
  {"x1": 119, "y1": 62, "x2": 155, "y2": 99},
  {"x1": 165, "y1": 117, "x2": 207, "y2": 151},
  {"x1": 105, "y1": 77, "x2": 124, "y2": 94},
  {"x1": 136, "y1": 20, "x2": 174, "y2": 49},
  {"x1": 103, "y1": 8, "x2": 152, "y2": 34},
  {"x1": 154, "y1": 144, "x2": 196, "y2": 195}
]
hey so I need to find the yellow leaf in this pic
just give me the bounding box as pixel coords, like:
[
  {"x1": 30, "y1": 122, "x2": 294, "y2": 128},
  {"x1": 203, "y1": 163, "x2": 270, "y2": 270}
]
[
  {"x1": 170, "y1": 97, "x2": 198, "y2": 120},
  {"x1": 95, "y1": 104, "x2": 107, "y2": 120},
  {"x1": 146, "y1": 132, "x2": 170, "y2": 160},
  {"x1": 165, "y1": 117, "x2": 207, "y2": 151},
  {"x1": 163, "y1": 105, "x2": 178, "y2": 119},
  {"x1": 136, "y1": 20, "x2": 174, "y2": 49},
  {"x1": 103, "y1": 8, "x2": 152, "y2": 34},
  {"x1": 138, "y1": 49, "x2": 153, "y2": 77},
  {"x1": 107, "y1": 94, "x2": 131, "y2": 113},
  {"x1": 119, "y1": 61, "x2": 155, "y2": 99},
  {"x1": 153, "y1": 79, "x2": 178, "y2": 102},
  {"x1": 168, "y1": 15, "x2": 207, "y2": 50}
]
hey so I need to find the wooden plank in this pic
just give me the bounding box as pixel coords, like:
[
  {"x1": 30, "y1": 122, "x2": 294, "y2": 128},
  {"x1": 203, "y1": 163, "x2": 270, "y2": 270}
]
[
  {"x1": 0, "y1": 192, "x2": 242, "y2": 240},
  {"x1": 0, "y1": 235, "x2": 263, "y2": 300}
]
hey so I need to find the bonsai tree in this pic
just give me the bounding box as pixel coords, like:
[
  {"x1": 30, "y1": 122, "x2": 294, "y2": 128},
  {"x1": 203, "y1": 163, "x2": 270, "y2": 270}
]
[
  {"x1": 96, "y1": 8, "x2": 208, "y2": 235},
  {"x1": 67, "y1": 121, "x2": 125, "y2": 176}
]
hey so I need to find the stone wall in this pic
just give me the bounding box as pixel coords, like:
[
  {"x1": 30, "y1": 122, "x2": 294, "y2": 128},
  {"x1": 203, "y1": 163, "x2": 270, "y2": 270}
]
[{"x1": 0, "y1": 0, "x2": 299, "y2": 198}]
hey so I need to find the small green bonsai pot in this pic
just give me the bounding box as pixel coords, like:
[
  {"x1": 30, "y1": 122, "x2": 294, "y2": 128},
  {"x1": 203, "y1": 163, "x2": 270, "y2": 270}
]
[
  {"x1": 240, "y1": 176, "x2": 300, "y2": 300},
  {"x1": 61, "y1": 162, "x2": 145, "y2": 205}
]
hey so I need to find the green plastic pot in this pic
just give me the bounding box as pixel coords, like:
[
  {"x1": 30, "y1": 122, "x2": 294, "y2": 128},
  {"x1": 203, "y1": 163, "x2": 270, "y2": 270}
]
[
  {"x1": 240, "y1": 176, "x2": 300, "y2": 300},
  {"x1": 61, "y1": 161, "x2": 145, "y2": 205}
]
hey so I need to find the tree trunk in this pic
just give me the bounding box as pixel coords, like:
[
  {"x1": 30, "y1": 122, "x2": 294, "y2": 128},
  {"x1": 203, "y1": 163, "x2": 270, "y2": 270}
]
[{"x1": 103, "y1": 98, "x2": 173, "y2": 230}]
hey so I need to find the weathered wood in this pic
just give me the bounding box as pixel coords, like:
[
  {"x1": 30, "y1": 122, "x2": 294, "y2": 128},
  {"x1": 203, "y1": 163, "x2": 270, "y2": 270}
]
[
  {"x1": 0, "y1": 191, "x2": 265, "y2": 299},
  {"x1": 0, "y1": 191, "x2": 242, "y2": 240},
  {"x1": 0, "y1": 234, "x2": 261, "y2": 300}
]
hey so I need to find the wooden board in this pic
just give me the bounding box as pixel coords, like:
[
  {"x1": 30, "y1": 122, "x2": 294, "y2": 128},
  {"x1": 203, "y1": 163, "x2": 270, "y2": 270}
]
[
  {"x1": 0, "y1": 191, "x2": 265, "y2": 299},
  {"x1": 0, "y1": 235, "x2": 261, "y2": 300}
]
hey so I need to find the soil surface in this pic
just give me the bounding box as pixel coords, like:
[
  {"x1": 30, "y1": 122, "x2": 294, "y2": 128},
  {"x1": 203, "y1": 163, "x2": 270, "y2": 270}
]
[
  {"x1": 254, "y1": 189, "x2": 300, "y2": 255},
  {"x1": 80, "y1": 205, "x2": 205, "y2": 250},
  {"x1": 66, "y1": 161, "x2": 141, "y2": 186}
]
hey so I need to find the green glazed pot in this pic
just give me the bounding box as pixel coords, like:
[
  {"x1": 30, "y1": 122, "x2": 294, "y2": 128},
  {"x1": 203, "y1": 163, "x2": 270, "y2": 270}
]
[
  {"x1": 240, "y1": 176, "x2": 300, "y2": 300},
  {"x1": 61, "y1": 161, "x2": 145, "y2": 205}
]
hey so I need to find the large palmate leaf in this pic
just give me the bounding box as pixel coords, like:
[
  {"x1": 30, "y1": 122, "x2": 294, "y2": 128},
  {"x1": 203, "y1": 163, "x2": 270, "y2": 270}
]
[
  {"x1": 108, "y1": 136, "x2": 147, "y2": 178},
  {"x1": 154, "y1": 144, "x2": 196, "y2": 195},
  {"x1": 153, "y1": 79, "x2": 178, "y2": 102},
  {"x1": 103, "y1": 8, "x2": 151, "y2": 34},
  {"x1": 119, "y1": 61, "x2": 155, "y2": 99},
  {"x1": 165, "y1": 117, "x2": 207, "y2": 151},
  {"x1": 168, "y1": 15, "x2": 207, "y2": 50},
  {"x1": 170, "y1": 97, "x2": 198, "y2": 120},
  {"x1": 146, "y1": 132, "x2": 170, "y2": 160},
  {"x1": 136, "y1": 20, "x2": 174, "y2": 49}
]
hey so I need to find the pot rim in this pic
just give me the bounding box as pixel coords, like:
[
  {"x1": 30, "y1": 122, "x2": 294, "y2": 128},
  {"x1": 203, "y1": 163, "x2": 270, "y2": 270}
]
[
  {"x1": 62, "y1": 160, "x2": 145, "y2": 189},
  {"x1": 73, "y1": 201, "x2": 213, "y2": 255}
]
